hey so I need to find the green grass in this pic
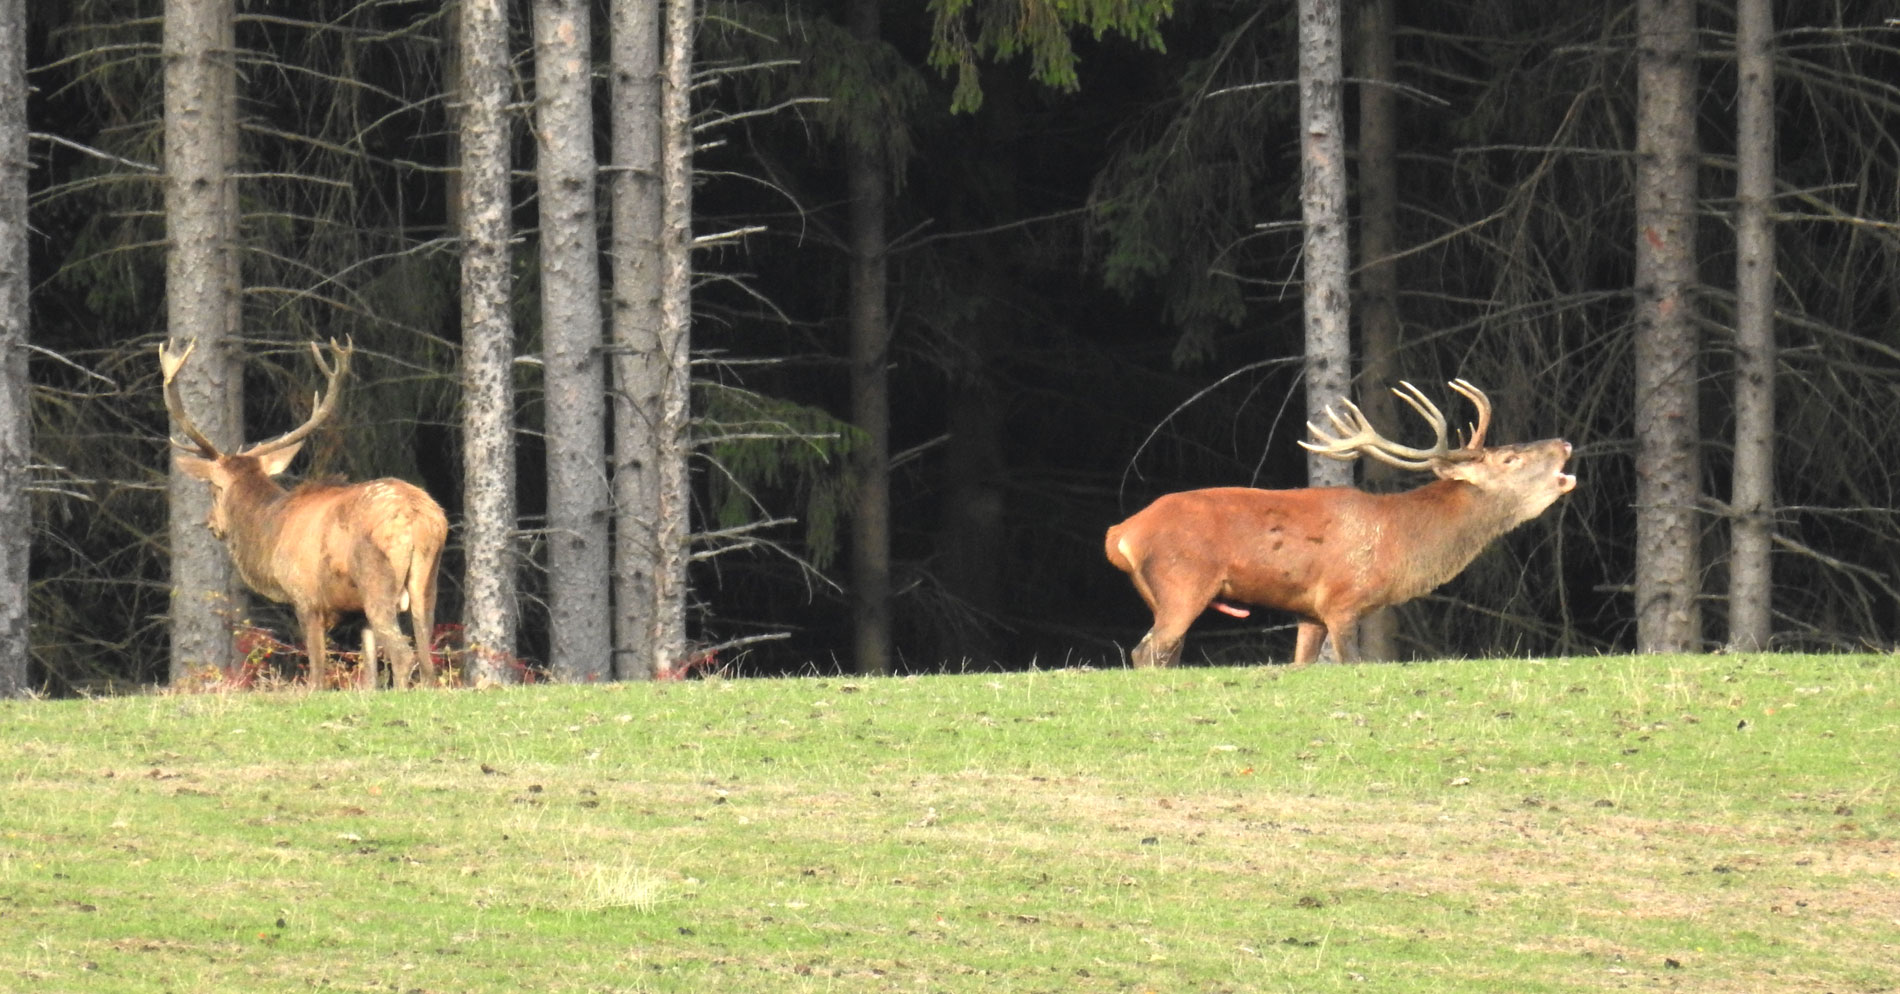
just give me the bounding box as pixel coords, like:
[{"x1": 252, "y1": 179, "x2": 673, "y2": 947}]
[{"x1": 3, "y1": 653, "x2": 1897, "y2": 992}]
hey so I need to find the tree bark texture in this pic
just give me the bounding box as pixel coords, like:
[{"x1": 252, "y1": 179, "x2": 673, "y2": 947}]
[
  {"x1": 1299, "y1": 0, "x2": 1353, "y2": 491},
  {"x1": 1727, "y1": 0, "x2": 1775, "y2": 651},
  {"x1": 610, "y1": 0, "x2": 688, "y2": 679},
  {"x1": 534, "y1": 0, "x2": 613, "y2": 682},
  {"x1": 458, "y1": 0, "x2": 520, "y2": 682},
  {"x1": 1353, "y1": 0, "x2": 1400, "y2": 660},
  {"x1": 1633, "y1": 0, "x2": 1703, "y2": 653},
  {"x1": 0, "y1": 0, "x2": 29, "y2": 698},
  {"x1": 652, "y1": 0, "x2": 696, "y2": 673},
  {"x1": 848, "y1": 0, "x2": 894, "y2": 677},
  {"x1": 163, "y1": 0, "x2": 242, "y2": 683}
]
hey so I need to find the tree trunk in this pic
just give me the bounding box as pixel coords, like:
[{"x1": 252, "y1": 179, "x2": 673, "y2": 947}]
[
  {"x1": 847, "y1": 0, "x2": 893, "y2": 676},
  {"x1": 1353, "y1": 0, "x2": 1400, "y2": 661},
  {"x1": 1633, "y1": 0, "x2": 1703, "y2": 653},
  {"x1": 1299, "y1": 0, "x2": 1352, "y2": 493},
  {"x1": 652, "y1": 0, "x2": 696, "y2": 674},
  {"x1": 610, "y1": 0, "x2": 689, "y2": 679},
  {"x1": 1299, "y1": 0, "x2": 1352, "y2": 664},
  {"x1": 534, "y1": 0, "x2": 612, "y2": 682},
  {"x1": 0, "y1": 0, "x2": 28, "y2": 698},
  {"x1": 163, "y1": 0, "x2": 242, "y2": 683},
  {"x1": 1727, "y1": 0, "x2": 1775, "y2": 651},
  {"x1": 458, "y1": 0, "x2": 520, "y2": 683}
]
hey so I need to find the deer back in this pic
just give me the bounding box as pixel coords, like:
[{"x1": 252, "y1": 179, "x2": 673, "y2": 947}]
[{"x1": 245, "y1": 478, "x2": 446, "y2": 614}]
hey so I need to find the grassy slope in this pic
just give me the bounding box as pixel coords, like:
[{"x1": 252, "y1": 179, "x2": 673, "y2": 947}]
[{"x1": 2, "y1": 654, "x2": 1896, "y2": 993}]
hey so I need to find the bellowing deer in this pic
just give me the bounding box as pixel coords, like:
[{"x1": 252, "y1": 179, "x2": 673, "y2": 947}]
[
  {"x1": 162, "y1": 338, "x2": 449, "y2": 689},
  {"x1": 1105, "y1": 380, "x2": 1575, "y2": 667}
]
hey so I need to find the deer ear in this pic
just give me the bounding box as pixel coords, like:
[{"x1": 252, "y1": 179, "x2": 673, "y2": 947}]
[
  {"x1": 175, "y1": 453, "x2": 216, "y2": 481},
  {"x1": 256, "y1": 441, "x2": 305, "y2": 478}
]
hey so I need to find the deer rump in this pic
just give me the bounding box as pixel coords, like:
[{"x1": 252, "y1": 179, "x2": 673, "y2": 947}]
[{"x1": 1105, "y1": 380, "x2": 1576, "y2": 668}]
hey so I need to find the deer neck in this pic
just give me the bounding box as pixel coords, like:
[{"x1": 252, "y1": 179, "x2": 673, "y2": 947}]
[
  {"x1": 1383, "y1": 479, "x2": 1524, "y2": 595},
  {"x1": 218, "y1": 472, "x2": 296, "y2": 599}
]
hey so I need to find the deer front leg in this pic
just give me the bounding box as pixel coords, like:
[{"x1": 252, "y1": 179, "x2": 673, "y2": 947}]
[
  {"x1": 298, "y1": 607, "x2": 334, "y2": 689},
  {"x1": 1326, "y1": 614, "x2": 1361, "y2": 664},
  {"x1": 1292, "y1": 620, "x2": 1327, "y2": 667}
]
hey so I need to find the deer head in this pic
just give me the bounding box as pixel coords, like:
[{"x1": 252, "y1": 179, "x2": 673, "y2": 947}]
[
  {"x1": 1301, "y1": 378, "x2": 1575, "y2": 517},
  {"x1": 161, "y1": 338, "x2": 352, "y2": 536}
]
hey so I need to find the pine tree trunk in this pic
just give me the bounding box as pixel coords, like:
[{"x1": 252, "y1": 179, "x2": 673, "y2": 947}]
[
  {"x1": 458, "y1": 0, "x2": 520, "y2": 683},
  {"x1": 534, "y1": 0, "x2": 613, "y2": 682},
  {"x1": 1633, "y1": 0, "x2": 1703, "y2": 653},
  {"x1": 1299, "y1": 0, "x2": 1352, "y2": 663},
  {"x1": 653, "y1": 0, "x2": 697, "y2": 674},
  {"x1": 609, "y1": 0, "x2": 688, "y2": 680},
  {"x1": 1353, "y1": 0, "x2": 1400, "y2": 661},
  {"x1": 163, "y1": 0, "x2": 241, "y2": 683},
  {"x1": 847, "y1": 0, "x2": 893, "y2": 676},
  {"x1": 1299, "y1": 0, "x2": 1352, "y2": 493},
  {"x1": 1727, "y1": 0, "x2": 1775, "y2": 651},
  {"x1": 0, "y1": 0, "x2": 28, "y2": 698}
]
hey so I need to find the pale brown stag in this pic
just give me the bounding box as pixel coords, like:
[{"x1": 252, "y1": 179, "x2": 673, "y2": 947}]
[
  {"x1": 162, "y1": 339, "x2": 449, "y2": 689},
  {"x1": 1105, "y1": 380, "x2": 1576, "y2": 667}
]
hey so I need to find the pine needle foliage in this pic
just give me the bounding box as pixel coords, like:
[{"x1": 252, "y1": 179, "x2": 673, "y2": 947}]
[
  {"x1": 927, "y1": 0, "x2": 1172, "y2": 112},
  {"x1": 699, "y1": 382, "x2": 863, "y2": 570}
]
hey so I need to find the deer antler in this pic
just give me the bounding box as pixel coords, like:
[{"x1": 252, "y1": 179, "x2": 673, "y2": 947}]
[
  {"x1": 239, "y1": 338, "x2": 355, "y2": 459},
  {"x1": 158, "y1": 338, "x2": 223, "y2": 459},
  {"x1": 1299, "y1": 380, "x2": 1489, "y2": 471},
  {"x1": 1447, "y1": 378, "x2": 1492, "y2": 451}
]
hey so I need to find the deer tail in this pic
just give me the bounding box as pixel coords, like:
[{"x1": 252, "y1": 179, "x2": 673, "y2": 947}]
[{"x1": 388, "y1": 529, "x2": 418, "y2": 613}]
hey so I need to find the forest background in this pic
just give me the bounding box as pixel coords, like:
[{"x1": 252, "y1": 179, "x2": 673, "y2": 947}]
[{"x1": 6, "y1": 0, "x2": 1900, "y2": 695}]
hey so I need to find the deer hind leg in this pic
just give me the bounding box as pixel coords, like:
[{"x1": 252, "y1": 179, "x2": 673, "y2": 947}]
[
  {"x1": 1131, "y1": 630, "x2": 1184, "y2": 669},
  {"x1": 364, "y1": 597, "x2": 418, "y2": 691},
  {"x1": 360, "y1": 627, "x2": 380, "y2": 690},
  {"x1": 408, "y1": 559, "x2": 440, "y2": 688},
  {"x1": 1129, "y1": 567, "x2": 1221, "y2": 669}
]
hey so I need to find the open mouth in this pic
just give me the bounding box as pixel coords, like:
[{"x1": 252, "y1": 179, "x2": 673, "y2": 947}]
[{"x1": 1556, "y1": 471, "x2": 1578, "y2": 493}]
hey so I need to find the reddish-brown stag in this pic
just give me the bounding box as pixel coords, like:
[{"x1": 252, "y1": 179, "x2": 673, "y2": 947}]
[
  {"x1": 162, "y1": 339, "x2": 449, "y2": 689},
  {"x1": 1105, "y1": 380, "x2": 1576, "y2": 667}
]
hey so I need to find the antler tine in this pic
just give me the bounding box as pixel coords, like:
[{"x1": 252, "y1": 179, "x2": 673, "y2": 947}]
[
  {"x1": 1299, "y1": 398, "x2": 1379, "y2": 463},
  {"x1": 1298, "y1": 379, "x2": 1486, "y2": 471},
  {"x1": 239, "y1": 337, "x2": 355, "y2": 459},
  {"x1": 1389, "y1": 381, "x2": 1448, "y2": 439},
  {"x1": 1299, "y1": 392, "x2": 1445, "y2": 471},
  {"x1": 1447, "y1": 379, "x2": 1492, "y2": 450},
  {"x1": 157, "y1": 338, "x2": 222, "y2": 458}
]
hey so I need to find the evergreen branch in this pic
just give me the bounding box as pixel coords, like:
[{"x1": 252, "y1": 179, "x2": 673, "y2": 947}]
[
  {"x1": 692, "y1": 97, "x2": 828, "y2": 133},
  {"x1": 693, "y1": 225, "x2": 767, "y2": 246},
  {"x1": 29, "y1": 132, "x2": 157, "y2": 173}
]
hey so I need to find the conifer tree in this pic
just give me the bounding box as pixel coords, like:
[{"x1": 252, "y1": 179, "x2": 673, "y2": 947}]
[
  {"x1": 0, "y1": 0, "x2": 27, "y2": 696},
  {"x1": 458, "y1": 0, "x2": 521, "y2": 682}
]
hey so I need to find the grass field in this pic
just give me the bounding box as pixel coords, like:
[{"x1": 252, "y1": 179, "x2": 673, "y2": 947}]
[{"x1": 2, "y1": 653, "x2": 1896, "y2": 993}]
